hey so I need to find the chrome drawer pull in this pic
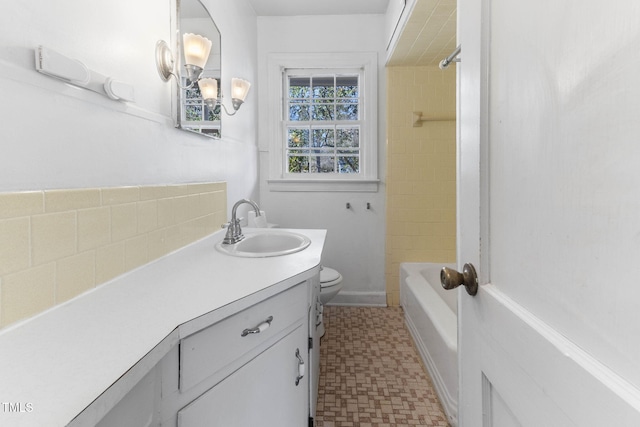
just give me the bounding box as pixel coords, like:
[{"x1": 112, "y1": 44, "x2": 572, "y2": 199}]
[
  {"x1": 241, "y1": 316, "x2": 273, "y2": 337},
  {"x1": 295, "y1": 348, "x2": 305, "y2": 386}
]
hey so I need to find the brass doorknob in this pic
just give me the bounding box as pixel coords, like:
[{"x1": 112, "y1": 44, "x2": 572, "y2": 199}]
[{"x1": 441, "y1": 263, "x2": 478, "y2": 296}]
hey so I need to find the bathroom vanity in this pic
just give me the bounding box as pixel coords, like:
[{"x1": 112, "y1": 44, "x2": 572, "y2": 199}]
[{"x1": 0, "y1": 228, "x2": 326, "y2": 427}]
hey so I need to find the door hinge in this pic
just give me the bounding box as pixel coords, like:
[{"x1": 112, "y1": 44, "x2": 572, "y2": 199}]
[{"x1": 308, "y1": 337, "x2": 313, "y2": 350}]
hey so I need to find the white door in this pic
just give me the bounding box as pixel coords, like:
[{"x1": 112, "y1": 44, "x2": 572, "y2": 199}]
[{"x1": 455, "y1": 0, "x2": 640, "y2": 425}]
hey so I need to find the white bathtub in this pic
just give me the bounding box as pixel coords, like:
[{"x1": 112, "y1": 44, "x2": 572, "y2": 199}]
[{"x1": 400, "y1": 262, "x2": 458, "y2": 427}]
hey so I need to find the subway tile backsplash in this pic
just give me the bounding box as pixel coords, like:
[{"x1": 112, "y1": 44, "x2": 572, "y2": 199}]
[{"x1": 0, "y1": 182, "x2": 227, "y2": 329}]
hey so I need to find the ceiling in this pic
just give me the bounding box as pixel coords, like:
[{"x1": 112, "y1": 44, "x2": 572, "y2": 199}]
[
  {"x1": 388, "y1": 0, "x2": 457, "y2": 66},
  {"x1": 246, "y1": 0, "x2": 456, "y2": 67}
]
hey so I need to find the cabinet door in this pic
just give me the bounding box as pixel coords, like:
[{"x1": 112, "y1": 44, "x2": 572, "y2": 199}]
[{"x1": 178, "y1": 324, "x2": 308, "y2": 427}]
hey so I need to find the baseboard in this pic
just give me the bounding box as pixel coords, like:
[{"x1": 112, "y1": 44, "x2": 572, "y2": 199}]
[{"x1": 326, "y1": 291, "x2": 387, "y2": 307}]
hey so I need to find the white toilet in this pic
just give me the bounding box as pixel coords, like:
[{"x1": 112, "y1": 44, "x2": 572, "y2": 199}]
[
  {"x1": 318, "y1": 266, "x2": 342, "y2": 338},
  {"x1": 319, "y1": 266, "x2": 343, "y2": 304}
]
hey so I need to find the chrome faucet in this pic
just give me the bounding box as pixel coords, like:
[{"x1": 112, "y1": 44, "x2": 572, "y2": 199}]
[{"x1": 223, "y1": 199, "x2": 261, "y2": 244}]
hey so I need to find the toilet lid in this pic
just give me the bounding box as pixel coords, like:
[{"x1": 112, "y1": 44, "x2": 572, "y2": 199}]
[{"x1": 320, "y1": 267, "x2": 341, "y2": 284}]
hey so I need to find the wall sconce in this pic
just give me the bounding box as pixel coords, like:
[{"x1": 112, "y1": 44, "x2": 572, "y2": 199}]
[
  {"x1": 155, "y1": 34, "x2": 211, "y2": 86},
  {"x1": 197, "y1": 77, "x2": 251, "y2": 116},
  {"x1": 155, "y1": 36, "x2": 251, "y2": 115}
]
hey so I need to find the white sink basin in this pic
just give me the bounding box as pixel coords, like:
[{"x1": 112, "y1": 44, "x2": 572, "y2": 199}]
[{"x1": 216, "y1": 230, "x2": 311, "y2": 257}]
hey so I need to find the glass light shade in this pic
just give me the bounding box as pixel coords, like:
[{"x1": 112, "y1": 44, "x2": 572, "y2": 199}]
[
  {"x1": 182, "y1": 33, "x2": 212, "y2": 69},
  {"x1": 198, "y1": 78, "x2": 218, "y2": 101},
  {"x1": 230, "y1": 78, "x2": 251, "y2": 102}
]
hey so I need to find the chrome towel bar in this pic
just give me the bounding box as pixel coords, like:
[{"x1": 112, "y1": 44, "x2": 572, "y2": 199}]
[{"x1": 439, "y1": 45, "x2": 461, "y2": 70}]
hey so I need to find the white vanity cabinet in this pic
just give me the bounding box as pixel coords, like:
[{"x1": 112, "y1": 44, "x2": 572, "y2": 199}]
[
  {"x1": 96, "y1": 281, "x2": 311, "y2": 427},
  {"x1": 174, "y1": 281, "x2": 310, "y2": 427},
  {"x1": 178, "y1": 324, "x2": 308, "y2": 426}
]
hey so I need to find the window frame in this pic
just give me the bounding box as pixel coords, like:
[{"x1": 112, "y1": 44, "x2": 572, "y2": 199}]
[
  {"x1": 265, "y1": 52, "x2": 379, "y2": 192},
  {"x1": 284, "y1": 69, "x2": 363, "y2": 175}
]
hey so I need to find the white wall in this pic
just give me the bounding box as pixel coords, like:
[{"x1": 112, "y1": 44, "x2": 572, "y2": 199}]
[
  {"x1": 257, "y1": 15, "x2": 388, "y2": 305},
  {"x1": 0, "y1": 0, "x2": 259, "y2": 214}
]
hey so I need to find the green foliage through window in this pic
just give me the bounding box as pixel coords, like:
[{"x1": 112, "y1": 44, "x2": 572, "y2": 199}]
[{"x1": 285, "y1": 73, "x2": 361, "y2": 174}]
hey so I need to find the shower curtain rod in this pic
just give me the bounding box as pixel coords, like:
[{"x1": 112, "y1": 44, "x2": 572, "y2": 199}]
[{"x1": 439, "y1": 45, "x2": 461, "y2": 70}]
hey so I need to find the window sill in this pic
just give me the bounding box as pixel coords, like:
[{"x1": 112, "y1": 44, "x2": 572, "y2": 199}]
[{"x1": 267, "y1": 179, "x2": 379, "y2": 192}]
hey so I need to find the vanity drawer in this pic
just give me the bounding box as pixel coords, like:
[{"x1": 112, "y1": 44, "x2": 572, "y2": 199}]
[{"x1": 179, "y1": 282, "x2": 307, "y2": 391}]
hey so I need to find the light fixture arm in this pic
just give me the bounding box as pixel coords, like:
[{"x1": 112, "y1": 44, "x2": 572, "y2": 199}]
[
  {"x1": 220, "y1": 103, "x2": 239, "y2": 116},
  {"x1": 211, "y1": 81, "x2": 249, "y2": 116},
  {"x1": 201, "y1": 92, "x2": 242, "y2": 116},
  {"x1": 155, "y1": 40, "x2": 250, "y2": 117},
  {"x1": 218, "y1": 97, "x2": 244, "y2": 116}
]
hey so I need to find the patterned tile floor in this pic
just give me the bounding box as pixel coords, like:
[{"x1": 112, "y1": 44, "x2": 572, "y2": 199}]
[{"x1": 315, "y1": 306, "x2": 450, "y2": 427}]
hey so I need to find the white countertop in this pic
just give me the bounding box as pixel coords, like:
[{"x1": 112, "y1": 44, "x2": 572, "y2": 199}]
[{"x1": 0, "y1": 228, "x2": 326, "y2": 427}]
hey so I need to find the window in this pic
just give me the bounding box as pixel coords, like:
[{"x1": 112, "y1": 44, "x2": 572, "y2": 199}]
[
  {"x1": 285, "y1": 72, "x2": 361, "y2": 174},
  {"x1": 181, "y1": 82, "x2": 221, "y2": 137},
  {"x1": 266, "y1": 53, "x2": 378, "y2": 192}
]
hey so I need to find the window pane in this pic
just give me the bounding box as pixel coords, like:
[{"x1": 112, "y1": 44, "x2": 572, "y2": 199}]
[
  {"x1": 336, "y1": 102, "x2": 358, "y2": 120},
  {"x1": 289, "y1": 102, "x2": 310, "y2": 121},
  {"x1": 185, "y1": 105, "x2": 202, "y2": 121},
  {"x1": 288, "y1": 155, "x2": 309, "y2": 173},
  {"x1": 205, "y1": 104, "x2": 221, "y2": 121},
  {"x1": 185, "y1": 87, "x2": 200, "y2": 99},
  {"x1": 289, "y1": 77, "x2": 311, "y2": 98},
  {"x1": 312, "y1": 128, "x2": 335, "y2": 148},
  {"x1": 288, "y1": 128, "x2": 309, "y2": 147},
  {"x1": 310, "y1": 155, "x2": 335, "y2": 173},
  {"x1": 338, "y1": 156, "x2": 359, "y2": 173},
  {"x1": 337, "y1": 128, "x2": 359, "y2": 147},
  {"x1": 312, "y1": 76, "x2": 334, "y2": 99},
  {"x1": 336, "y1": 76, "x2": 358, "y2": 98},
  {"x1": 312, "y1": 104, "x2": 334, "y2": 120}
]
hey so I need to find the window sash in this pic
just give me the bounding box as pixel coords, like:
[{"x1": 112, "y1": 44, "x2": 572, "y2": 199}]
[{"x1": 283, "y1": 68, "x2": 363, "y2": 176}]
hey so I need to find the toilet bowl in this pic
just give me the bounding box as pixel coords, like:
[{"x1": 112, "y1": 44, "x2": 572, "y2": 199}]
[{"x1": 320, "y1": 266, "x2": 343, "y2": 304}]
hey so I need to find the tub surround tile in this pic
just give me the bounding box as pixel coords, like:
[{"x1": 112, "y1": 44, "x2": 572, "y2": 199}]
[
  {"x1": 0, "y1": 182, "x2": 227, "y2": 329},
  {"x1": 385, "y1": 66, "x2": 457, "y2": 306}
]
